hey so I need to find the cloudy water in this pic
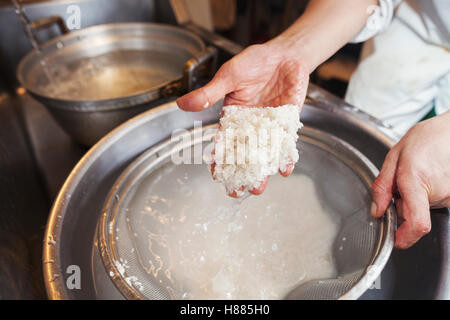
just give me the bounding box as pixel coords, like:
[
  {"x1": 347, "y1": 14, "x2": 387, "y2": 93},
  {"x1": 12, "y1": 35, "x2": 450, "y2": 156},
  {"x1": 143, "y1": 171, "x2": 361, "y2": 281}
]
[{"x1": 118, "y1": 162, "x2": 341, "y2": 300}]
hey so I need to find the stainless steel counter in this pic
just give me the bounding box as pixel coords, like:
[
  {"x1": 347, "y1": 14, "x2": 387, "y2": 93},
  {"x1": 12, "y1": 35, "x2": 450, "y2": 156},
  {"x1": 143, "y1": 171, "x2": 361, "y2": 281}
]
[{"x1": 0, "y1": 90, "x2": 49, "y2": 299}]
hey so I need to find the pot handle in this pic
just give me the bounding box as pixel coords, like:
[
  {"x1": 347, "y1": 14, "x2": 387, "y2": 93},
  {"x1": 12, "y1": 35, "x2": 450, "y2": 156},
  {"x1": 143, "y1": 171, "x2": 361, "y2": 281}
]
[
  {"x1": 30, "y1": 16, "x2": 70, "y2": 37},
  {"x1": 28, "y1": 16, "x2": 69, "y2": 47},
  {"x1": 183, "y1": 46, "x2": 218, "y2": 91},
  {"x1": 160, "y1": 46, "x2": 218, "y2": 97}
]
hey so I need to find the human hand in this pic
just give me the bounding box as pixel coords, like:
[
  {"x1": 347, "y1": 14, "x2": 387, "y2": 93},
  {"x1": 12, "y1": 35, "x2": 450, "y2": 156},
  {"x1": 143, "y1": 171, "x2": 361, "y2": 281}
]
[
  {"x1": 177, "y1": 43, "x2": 309, "y2": 197},
  {"x1": 177, "y1": 44, "x2": 309, "y2": 111},
  {"x1": 371, "y1": 111, "x2": 450, "y2": 249}
]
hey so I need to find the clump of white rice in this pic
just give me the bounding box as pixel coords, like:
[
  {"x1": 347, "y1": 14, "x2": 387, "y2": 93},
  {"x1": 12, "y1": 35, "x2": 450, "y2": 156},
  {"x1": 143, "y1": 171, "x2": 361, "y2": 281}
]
[{"x1": 211, "y1": 104, "x2": 302, "y2": 194}]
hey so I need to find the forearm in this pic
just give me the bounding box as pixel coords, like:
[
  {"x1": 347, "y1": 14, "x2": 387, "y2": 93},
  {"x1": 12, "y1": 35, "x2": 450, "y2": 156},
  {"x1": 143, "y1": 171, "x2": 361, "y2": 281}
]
[{"x1": 267, "y1": 0, "x2": 377, "y2": 73}]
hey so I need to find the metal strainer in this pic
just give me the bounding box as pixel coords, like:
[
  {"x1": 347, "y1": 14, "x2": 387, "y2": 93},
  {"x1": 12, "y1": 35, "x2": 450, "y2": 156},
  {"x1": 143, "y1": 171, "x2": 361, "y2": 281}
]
[{"x1": 97, "y1": 125, "x2": 396, "y2": 300}]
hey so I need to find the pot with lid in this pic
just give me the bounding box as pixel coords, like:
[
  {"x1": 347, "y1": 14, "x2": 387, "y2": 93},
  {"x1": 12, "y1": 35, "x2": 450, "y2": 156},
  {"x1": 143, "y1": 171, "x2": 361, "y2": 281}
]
[{"x1": 17, "y1": 18, "x2": 217, "y2": 145}]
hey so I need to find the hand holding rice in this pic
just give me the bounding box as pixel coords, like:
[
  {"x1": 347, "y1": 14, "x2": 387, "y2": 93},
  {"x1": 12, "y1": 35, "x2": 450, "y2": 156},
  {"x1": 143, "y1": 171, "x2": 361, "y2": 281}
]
[{"x1": 211, "y1": 104, "x2": 303, "y2": 197}]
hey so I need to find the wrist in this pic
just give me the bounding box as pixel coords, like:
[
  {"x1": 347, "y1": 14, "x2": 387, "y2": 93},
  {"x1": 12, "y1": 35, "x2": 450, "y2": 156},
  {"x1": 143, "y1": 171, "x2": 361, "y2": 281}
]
[{"x1": 265, "y1": 30, "x2": 316, "y2": 74}]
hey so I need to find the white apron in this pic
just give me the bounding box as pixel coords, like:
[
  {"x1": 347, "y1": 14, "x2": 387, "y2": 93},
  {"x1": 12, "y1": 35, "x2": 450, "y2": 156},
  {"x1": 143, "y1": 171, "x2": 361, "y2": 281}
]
[{"x1": 345, "y1": 0, "x2": 450, "y2": 135}]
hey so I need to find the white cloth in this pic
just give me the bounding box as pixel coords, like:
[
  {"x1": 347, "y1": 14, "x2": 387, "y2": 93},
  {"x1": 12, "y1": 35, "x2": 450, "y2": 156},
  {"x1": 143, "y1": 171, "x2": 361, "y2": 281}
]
[
  {"x1": 346, "y1": 0, "x2": 450, "y2": 135},
  {"x1": 352, "y1": 0, "x2": 401, "y2": 43}
]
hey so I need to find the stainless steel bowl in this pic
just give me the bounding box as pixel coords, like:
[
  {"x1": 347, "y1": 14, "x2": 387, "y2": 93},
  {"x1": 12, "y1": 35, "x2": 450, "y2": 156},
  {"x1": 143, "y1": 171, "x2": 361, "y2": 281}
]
[
  {"x1": 17, "y1": 22, "x2": 216, "y2": 145},
  {"x1": 43, "y1": 85, "x2": 404, "y2": 299}
]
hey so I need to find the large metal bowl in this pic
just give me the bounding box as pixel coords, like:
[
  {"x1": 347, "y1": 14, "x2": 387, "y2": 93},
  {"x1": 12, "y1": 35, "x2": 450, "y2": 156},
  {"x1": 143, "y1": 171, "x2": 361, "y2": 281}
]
[
  {"x1": 17, "y1": 22, "x2": 216, "y2": 146},
  {"x1": 43, "y1": 85, "x2": 408, "y2": 299}
]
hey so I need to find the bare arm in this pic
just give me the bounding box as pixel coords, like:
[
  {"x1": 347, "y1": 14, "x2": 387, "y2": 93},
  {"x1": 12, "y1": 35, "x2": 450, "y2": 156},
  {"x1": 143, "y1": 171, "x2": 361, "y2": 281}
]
[{"x1": 268, "y1": 0, "x2": 377, "y2": 73}]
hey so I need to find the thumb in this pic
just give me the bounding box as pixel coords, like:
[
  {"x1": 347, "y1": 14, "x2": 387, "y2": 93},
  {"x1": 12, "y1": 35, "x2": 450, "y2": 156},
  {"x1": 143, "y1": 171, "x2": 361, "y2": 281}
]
[
  {"x1": 177, "y1": 66, "x2": 235, "y2": 112},
  {"x1": 371, "y1": 148, "x2": 399, "y2": 218}
]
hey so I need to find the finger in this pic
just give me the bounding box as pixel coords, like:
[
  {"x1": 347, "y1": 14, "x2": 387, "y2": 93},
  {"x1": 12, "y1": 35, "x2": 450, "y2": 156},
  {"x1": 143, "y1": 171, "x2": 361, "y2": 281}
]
[
  {"x1": 279, "y1": 163, "x2": 295, "y2": 177},
  {"x1": 249, "y1": 177, "x2": 269, "y2": 195},
  {"x1": 394, "y1": 198, "x2": 405, "y2": 223},
  {"x1": 371, "y1": 148, "x2": 400, "y2": 218},
  {"x1": 394, "y1": 178, "x2": 431, "y2": 249},
  {"x1": 228, "y1": 186, "x2": 245, "y2": 198},
  {"x1": 228, "y1": 191, "x2": 240, "y2": 198},
  {"x1": 177, "y1": 67, "x2": 235, "y2": 112},
  {"x1": 210, "y1": 161, "x2": 216, "y2": 180}
]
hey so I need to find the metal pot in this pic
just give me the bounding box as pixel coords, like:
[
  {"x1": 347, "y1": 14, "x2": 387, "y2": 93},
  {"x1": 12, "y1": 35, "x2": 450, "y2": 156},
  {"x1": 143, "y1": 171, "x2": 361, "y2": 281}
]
[
  {"x1": 17, "y1": 21, "x2": 217, "y2": 145},
  {"x1": 42, "y1": 85, "x2": 412, "y2": 300}
]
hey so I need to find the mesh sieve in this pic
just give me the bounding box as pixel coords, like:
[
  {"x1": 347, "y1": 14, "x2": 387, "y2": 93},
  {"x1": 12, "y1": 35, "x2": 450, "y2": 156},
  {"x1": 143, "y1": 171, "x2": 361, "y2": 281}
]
[{"x1": 97, "y1": 125, "x2": 395, "y2": 300}]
